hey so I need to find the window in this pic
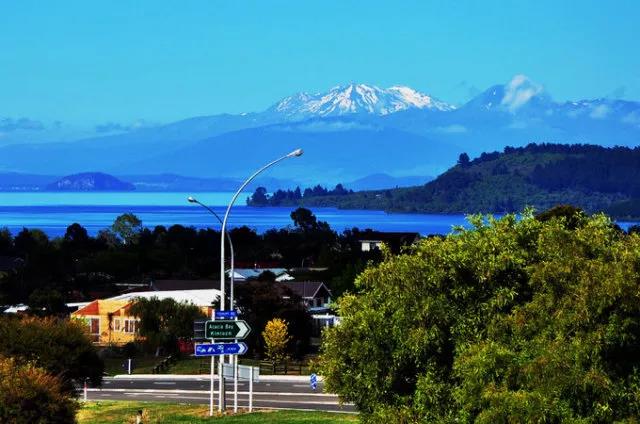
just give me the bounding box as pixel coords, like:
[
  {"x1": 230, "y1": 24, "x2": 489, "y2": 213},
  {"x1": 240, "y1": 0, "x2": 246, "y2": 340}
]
[
  {"x1": 88, "y1": 318, "x2": 99, "y2": 335},
  {"x1": 123, "y1": 319, "x2": 139, "y2": 334},
  {"x1": 114, "y1": 319, "x2": 120, "y2": 331}
]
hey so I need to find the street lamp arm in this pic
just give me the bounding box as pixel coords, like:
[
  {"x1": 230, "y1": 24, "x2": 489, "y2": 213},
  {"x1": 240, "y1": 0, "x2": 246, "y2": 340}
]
[
  {"x1": 190, "y1": 199, "x2": 235, "y2": 265},
  {"x1": 219, "y1": 149, "x2": 303, "y2": 310}
]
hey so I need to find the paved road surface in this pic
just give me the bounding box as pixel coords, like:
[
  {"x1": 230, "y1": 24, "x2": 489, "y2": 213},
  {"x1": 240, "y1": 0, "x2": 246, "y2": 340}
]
[{"x1": 85, "y1": 375, "x2": 355, "y2": 413}]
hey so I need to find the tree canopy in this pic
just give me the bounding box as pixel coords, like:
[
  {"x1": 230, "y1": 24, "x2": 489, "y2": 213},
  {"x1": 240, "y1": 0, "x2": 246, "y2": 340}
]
[
  {"x1": 0, "y1": 316, "x2": 104, "y2": 391},
  {"x1": 320, "y1": 210, "x2": 640, "y2": 422},
  {"x1": 129, "y1": 297, "x2": 207, "y2": 356}
]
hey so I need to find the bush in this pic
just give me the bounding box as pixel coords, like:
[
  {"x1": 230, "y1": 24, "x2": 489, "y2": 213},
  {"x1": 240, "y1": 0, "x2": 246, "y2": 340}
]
[
  {"x1": 321, "y1": 210, "x2": 640, "y2": 422},
  {"x1": 0, "y1": 356, "x2": 78, "y2": 423},
  {"x1": 0, "y1": 316, "x2": 104, "y2": 391}
]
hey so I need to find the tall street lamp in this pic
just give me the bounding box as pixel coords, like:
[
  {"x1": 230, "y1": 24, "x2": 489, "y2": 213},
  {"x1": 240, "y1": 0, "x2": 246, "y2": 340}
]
[
  {"x1": 188, "y1": 195, "x2": 238, "y2": 415},
  {"x1": 207, "y1": 148, "x2": 303, "y2": 412}
]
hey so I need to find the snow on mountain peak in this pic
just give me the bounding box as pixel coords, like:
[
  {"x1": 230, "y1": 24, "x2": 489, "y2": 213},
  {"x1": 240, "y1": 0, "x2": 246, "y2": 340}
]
[{"x1": 270, "y1": 83, "x2": 454, "y2": 118}]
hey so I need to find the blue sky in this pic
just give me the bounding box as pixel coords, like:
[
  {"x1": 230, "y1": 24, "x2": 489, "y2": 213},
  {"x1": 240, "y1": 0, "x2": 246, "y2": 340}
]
[{"x1": 1, "y1": 0, "x2": 639, "y2": 126}]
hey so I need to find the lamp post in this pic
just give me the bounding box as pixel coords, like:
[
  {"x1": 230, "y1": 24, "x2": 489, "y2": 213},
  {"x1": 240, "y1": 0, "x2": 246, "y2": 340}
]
[
  {"x1": 187, "y1": 196, "x2": 235, "y2": 416},
  {"x1": 217, "y1": 148, "x2": 303, "y2": 411}
]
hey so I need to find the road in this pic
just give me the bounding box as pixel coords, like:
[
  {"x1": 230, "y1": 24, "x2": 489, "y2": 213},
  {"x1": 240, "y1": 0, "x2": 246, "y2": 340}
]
[{"x1": 84, "y1": 375, "x2": 356, "y2": 413}]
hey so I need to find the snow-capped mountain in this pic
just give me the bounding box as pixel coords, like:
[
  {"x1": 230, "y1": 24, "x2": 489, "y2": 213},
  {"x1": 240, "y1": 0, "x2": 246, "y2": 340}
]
[{"x1": 268, "y1": 83, "x2": 455, "y2": 119}]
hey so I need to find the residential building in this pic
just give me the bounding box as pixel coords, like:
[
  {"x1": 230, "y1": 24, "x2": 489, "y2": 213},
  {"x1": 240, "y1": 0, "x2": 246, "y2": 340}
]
[
  {"x1": 357, "y1": 231, "x2": 421, "y2": 253},
  {"x1": 280, "y1": 281, "x2": 332, "y2": 309}
]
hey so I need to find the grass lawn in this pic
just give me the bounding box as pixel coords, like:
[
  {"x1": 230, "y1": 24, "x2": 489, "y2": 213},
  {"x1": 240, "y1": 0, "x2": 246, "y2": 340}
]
[
  {"x1": 103, "y1": 356, "x2": 160, "y2": 376},
  {"x1": 78, "y1": 401, "x2": 357, "y2": 423}
]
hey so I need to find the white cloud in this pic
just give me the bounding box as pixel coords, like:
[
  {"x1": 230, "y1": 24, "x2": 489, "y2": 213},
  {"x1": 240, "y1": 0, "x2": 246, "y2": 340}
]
[
  {"x1": 275, "y1": 120, "x2": 377, "y2": 133},
  {"x1": 500, "y1": 74, "x2": 543, "y2": 112},
  {"x1": 622, "y1": 111, "x2": 640, "y2": 127},
  {"x1": 589, "y1": 104, "x2": 610, "y2": 119}
]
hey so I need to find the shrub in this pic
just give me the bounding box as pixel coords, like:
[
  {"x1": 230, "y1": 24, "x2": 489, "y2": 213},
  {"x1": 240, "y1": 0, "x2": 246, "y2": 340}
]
[
  {"x1": 0, "y1": 356, "x2": 78, "y2": 423},
  {"x1": 0, "y1": 316, "x2": 104, "y2": 391}
]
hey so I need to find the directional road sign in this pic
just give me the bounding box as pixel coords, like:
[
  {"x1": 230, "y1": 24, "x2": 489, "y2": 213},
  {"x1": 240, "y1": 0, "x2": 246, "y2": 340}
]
[
  {"x1": 194, "y1": 342, "x2": 248, "y2": 356},
  {"x1": 215, "y1": 310, "x2": 238, "y2": 320},
  {"x1": 310, "y1": 373, "x2": 318, "y2": 390},
  {"x1": 205, "y1": 320, "x2": 251, "y2": 340}
]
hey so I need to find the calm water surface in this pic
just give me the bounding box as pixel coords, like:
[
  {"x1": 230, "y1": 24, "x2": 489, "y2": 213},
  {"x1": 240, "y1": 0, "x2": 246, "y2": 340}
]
[{"x1": 0, "y1": 192, "x2": 635, "y2": 237}]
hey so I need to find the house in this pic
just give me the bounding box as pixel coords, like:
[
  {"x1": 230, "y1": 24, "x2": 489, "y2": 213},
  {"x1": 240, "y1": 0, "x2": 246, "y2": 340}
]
[
  {"x1": 71, "y1": 299, "x2": 136, "y2": 345},
  {"x1": 71, "y1": 287, "x2": 219, "y2": 345},
  {"x1": 357, "y1": 231, "x2": 421, "y2": 253},
  {"x1": 280, "y1": 281, "x2": 332, "y2": 309},
  {"x1": 228, "y1": 268, "x2": 294, "y2": 282}
]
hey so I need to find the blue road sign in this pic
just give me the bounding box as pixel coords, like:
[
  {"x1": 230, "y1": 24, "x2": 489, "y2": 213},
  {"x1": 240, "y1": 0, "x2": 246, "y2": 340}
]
[
  {"x1": 310, "y1": 373, "x2": 318, "y2": 390},
  {"x1": 194, "y1": 342, "x2": 248, "y2": 356},
  {"x1": 215, "y1": 310, "x2": 238, "y2": 320}
]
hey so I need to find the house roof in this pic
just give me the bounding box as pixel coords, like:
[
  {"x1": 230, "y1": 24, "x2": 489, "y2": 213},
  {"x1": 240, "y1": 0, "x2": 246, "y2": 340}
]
[
  {"x1": 230, "y1": 268, "x2": 292, "y2": 280},
  {"x1": 281, "y1": 281, "x2": 331, "y2": 299},
  {"x1": 72, "y1": 299, "x2": 130, "y2": 316},
  {"x1": 357, "y1": 231, "x2": 421, "y2": 243},
  {"x1": 0, "y1": 256, "x2": 25, "y2": 272},
  {"x1": 2, "y1": 303, "x2": 29, "y2": 314},
  {"x1": 108, "y1": 289, "x2": 220, "y2": 307},
  {"x1": 151, "y1": 280, "x2": 220, "y2": 291}
]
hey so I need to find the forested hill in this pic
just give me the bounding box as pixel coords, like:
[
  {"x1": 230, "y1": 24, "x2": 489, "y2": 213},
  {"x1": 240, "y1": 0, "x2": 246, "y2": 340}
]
[{"x1": 248, "y1": 143, "x2": 640, "y2": 218}]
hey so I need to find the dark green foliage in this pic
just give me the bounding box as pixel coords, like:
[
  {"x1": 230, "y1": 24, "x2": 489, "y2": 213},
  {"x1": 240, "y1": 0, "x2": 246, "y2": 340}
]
[
  {"x1": 0, "y1": 316, "x2": 104, "y2": 391},
  {"x1": 0, "y1": 210, "x2": 386, "y2": 341},
  {"x1": 129, "y1": 297, "x2": 207, "y2": 356},
  {"x1": 321, "y1": 211, "x2": 640, "y2": 422},
  {"x1": 235, "y1": 275, "x2": 313, "y2": 359},
  {"x1": 248, "y1": 184, "x2": 353, "y2": 206},
  {"x1": 252, "y1": 144, "x2": 640, "y2": 217}
]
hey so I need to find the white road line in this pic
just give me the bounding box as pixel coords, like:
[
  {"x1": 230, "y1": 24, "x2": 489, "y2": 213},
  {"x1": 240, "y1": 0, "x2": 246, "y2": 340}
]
[
  {"x1": 87, "y1": 388, "x2": 339, "y2": 397},
  {"x1": 153, "y1": 382, "x2": 176, "y2": 385}
]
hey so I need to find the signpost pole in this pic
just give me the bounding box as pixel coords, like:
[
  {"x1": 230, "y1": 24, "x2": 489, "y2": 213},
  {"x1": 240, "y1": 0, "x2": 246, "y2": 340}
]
[
  {"x1": 249, "y1": 371, "x2": 253, "y2": 412},
  {"x1": 209, "y1": 355, "x2": 214, "y2": 416},
  {"x1": 234, "y1": 312, "x2": 238, "y2": 413}
]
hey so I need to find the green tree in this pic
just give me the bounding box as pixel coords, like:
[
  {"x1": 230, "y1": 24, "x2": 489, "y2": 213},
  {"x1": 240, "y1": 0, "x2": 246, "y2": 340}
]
[
  {"x1": 129, "y1": 297, "x2": 207, "y2": 356},
  {"x1": 320, "y1": 210, "x2": 640, "y2": 422},
  {"x1": 0, "y1": 316, "x2": 104, "y2": 392},
  {"x1": 111, "y1": 213, "x2": 143, "y2": 245},
  {"x1": 0, "y1": 356, "x2": 78, "y2": 424},
  {"x1": 27, "y1": 288, "x2": 67, "y2": 315}
]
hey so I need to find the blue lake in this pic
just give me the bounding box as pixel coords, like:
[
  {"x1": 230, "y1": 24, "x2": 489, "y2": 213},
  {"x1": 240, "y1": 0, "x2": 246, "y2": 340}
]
[{"x1": 0, "y1": 192, "x2": 635, "y2": 237}]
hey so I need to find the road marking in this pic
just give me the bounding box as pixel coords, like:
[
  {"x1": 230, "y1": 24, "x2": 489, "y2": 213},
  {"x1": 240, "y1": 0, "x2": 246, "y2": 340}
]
[
  {"x1": 87, "y1": 388, "x2": 339, "y2": 397},
  {"x1": 153, "y1": 382, "x2": 176, "y2": 385}
]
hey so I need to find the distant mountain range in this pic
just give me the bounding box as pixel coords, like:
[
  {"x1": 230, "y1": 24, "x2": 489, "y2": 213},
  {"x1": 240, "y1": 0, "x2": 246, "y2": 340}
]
[
  {"x1": 1, "y1": 76, "x2": 639, "y2": 185},
  {"x1": 0, "y1": 171, "x2": 426, "y2": 192},
  {"x1": 46, "y1": 172, "x2": 135, "y2": 191}
]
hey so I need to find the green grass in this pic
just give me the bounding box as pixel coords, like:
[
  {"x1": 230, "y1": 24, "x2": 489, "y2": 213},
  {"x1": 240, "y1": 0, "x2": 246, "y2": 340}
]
[
  {"x1": 78, "y1": 401, "x2": 357, "y2": 423},
  {"x1": 103, "y1": 356, "x2": 161, "y2": 376}
]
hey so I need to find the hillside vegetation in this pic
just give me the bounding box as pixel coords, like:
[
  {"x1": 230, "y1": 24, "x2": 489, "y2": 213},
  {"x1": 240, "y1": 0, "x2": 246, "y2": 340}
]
[{"x1": 249, "y1": 144, "x2": 640, "y2": 218}]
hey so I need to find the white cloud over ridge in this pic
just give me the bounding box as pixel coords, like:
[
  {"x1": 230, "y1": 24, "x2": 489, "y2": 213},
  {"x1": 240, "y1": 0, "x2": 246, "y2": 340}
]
[
  {"x1": 589, "y1": 104, "x2": 610, "y2": 119},
  {"x1": 501, "y1": 74, "x2": 543, "y2": 112}
]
